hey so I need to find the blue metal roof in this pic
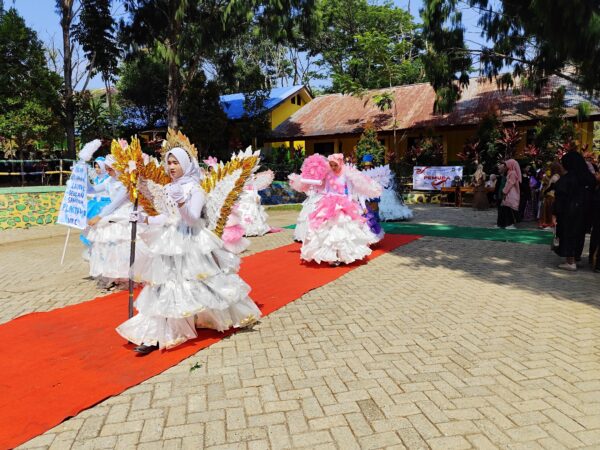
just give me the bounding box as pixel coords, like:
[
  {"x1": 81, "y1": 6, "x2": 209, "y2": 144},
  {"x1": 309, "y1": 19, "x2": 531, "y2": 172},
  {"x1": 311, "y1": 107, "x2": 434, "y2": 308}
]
[{"x1": 220, "y1": 85, "x2": 306, "y2": 120}]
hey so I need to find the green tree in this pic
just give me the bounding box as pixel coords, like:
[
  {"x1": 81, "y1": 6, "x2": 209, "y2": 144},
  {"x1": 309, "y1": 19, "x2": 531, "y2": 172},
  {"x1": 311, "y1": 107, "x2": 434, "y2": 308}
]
[
  {"x1": 372, "y1": 91, "x2": 399, "y2": 160},
  {"x1": 533, "y1": 87, "x2": 576, "y2": 162},
  {"x1": 0, "y1": 7, "x2": 62, "y2": 159},
  {"x1": 180, "y1": 73, "x2": 229, "y2": 157},
  {"x1": 313, "y1": 0, "x2": 424, "y2": 92},
  {"x1": 121, "y1": 0, "x2": 318, "y2": 130},
  {"x1": 421, "y1": 0, "x2": 600, "y2": 112},
  {"x1": 75, "y1": 91, "x2": 118, "y2": 143},
  {"x1": 73, "y1": 0, "x2": 120, "y2": 133},
  {"x1": 55, "y1": 0, "x2": 118, "y2": 157},
  {"x1": 117, "y1": 51, "x2": 168, "y2": 130},
  {"x1": 355, "y1": 122, "x2": 385, "y2": 167}
]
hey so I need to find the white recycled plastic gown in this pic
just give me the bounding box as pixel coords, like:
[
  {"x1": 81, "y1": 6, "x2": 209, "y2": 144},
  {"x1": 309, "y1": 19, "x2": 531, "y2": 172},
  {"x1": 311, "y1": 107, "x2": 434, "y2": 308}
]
[
  {"x1": 379, "y1": 182, "x2": 413, "y2": 221},
  {"x1": 116, "y1": 181, "x2": 261, "y2": 349},
  {"x1": 237, "y1": 187, "x2": 271, "y2": 236},
  {"x1": 293, "y1": 188, "x2": 323, "y2": 242},
  {"x1": 87, "y1": 178, "x2": 148, "y2": 280}
]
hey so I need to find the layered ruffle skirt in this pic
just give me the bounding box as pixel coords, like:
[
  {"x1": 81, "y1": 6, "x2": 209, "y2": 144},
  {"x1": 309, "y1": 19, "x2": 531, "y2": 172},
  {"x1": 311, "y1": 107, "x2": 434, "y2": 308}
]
[
  {"x1": 87, "y1": 204, "x2": 149, "y2": 280},
  {"x1": 379, "y1": 188, "x2": 413, "y2": 221},
  {"x1": 237, "y1": 190, "x2": 271, "y2": 236},
  {"x1": 116, "y1": 221, "x2": 261, "y2": 349},
  {"x1": 301, "y1": 194, "x2": 378, "y2": 264},
  {"x1": 293, "y1": 192, "x2": 322, "y2": 242}
]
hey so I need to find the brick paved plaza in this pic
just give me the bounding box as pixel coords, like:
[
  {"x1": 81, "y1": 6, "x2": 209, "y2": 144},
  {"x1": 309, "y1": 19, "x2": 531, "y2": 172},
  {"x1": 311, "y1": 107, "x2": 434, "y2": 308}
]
[{"x1": 2, "y1": 205, "x2": 600, "y2": 450}]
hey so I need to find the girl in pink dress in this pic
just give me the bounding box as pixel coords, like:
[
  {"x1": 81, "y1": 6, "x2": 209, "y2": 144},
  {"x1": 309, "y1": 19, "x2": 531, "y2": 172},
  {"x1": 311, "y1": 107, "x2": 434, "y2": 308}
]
[{"x1": 300, "y1": 153, "x2": 381, "y2": 265}]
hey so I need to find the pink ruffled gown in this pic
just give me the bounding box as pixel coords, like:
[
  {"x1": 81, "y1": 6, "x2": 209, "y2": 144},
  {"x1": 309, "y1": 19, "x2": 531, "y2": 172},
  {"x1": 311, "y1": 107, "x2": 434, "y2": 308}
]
[{"x1": 300, "y1": 172, "x2": 378, "y2": 264}]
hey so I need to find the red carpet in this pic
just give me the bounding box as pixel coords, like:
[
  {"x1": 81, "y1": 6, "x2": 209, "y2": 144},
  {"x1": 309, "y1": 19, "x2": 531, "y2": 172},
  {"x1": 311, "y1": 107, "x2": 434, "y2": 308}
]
[{"x1": 0, "y1": 234, "x2": 419, "y2": 449}]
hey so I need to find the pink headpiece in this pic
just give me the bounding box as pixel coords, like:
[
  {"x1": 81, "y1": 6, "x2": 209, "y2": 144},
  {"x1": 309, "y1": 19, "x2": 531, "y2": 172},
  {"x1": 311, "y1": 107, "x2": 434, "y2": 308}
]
[{"x1": 327, "y1": 153, "x2": 345, "y2": 168}]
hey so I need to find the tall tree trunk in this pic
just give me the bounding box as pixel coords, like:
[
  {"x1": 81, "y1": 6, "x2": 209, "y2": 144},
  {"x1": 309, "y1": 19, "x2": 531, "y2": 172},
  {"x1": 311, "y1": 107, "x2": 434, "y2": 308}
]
[
  {"x1": 60, "y1": 0, "x2": 76, "y2": 158},
  {"x1": 167, "y1": 60, "x2": 181, "y2": 130},
  {"x1": 166, "y1": 1, "x2": 183, "y2": 131},
  {"x1": 105, "y1": 78, "x2": 116, "y2": 135}
]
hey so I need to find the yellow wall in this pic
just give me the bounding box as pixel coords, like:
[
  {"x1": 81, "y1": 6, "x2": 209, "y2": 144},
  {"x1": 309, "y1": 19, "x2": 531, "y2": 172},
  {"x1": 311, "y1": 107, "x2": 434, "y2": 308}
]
[
  {"x1": 270, "y1": 89, "x2": 311, "y2": 129},
  {"x1": 270, "y1": 88, "x2": 312, "y2": 151},
  {"x1": 576, "y1": 121, "x2": 594, "y2": 149}
]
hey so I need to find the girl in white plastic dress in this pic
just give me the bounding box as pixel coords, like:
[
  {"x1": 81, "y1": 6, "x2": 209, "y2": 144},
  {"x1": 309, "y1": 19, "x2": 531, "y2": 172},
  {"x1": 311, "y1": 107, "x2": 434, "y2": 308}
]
[
  {"x1": 80, "y1": 142, "x2": 112, "y2": 250},
  {"x1": 116, "y1": 145, "x2": 261, "y2": 354},
  {"x1": 363, "y1": 164, "x2": 413, "y2": 221},
  {"x1": 86, "y1": 153, "x2": 148, "y2": 287},
  {"x1": 236, "y1": 170, "x2": 274, "y2": 236},
  {"x1": 300, "y1": 153, "x2": 382, "y2": 265},
  {"x1": 288, "y1": 155, "x2": 325, "y2": 242}
]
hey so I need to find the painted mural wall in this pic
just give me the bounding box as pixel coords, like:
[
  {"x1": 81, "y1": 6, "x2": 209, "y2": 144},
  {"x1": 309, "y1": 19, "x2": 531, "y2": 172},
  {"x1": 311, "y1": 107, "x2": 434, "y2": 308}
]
[
  {"x1": 0, "y1": 183, "x2": 306, "y2": 230},
  {"x1": 0, "y1": 186, "x2": 65, "y2": 230}
]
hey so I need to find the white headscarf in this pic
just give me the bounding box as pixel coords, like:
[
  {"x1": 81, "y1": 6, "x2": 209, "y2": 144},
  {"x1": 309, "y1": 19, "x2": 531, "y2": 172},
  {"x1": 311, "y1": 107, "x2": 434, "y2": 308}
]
[
  {"x1": 164, "y1": 147, "x2": 201, "y2": 185},
  {"x1": 104, "y1": 154, "x2": 116, "y2": 169}
]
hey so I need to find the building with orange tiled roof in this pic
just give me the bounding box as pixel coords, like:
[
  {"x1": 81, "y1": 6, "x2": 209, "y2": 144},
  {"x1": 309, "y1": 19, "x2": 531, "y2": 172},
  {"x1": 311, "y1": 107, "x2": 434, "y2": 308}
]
[{"x1": 268, "y1": 76, "x2": 599, "y2": 163}]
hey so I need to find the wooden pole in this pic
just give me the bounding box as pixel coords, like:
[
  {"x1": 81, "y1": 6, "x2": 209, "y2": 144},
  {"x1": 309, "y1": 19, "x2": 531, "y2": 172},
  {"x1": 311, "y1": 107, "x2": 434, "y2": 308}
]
[
  {"x1": 60, "y1": 228, "x2": 71, "y2": 265},
  {"x1": 59, "y1": 159, "x2": 64, "y2": 186}
]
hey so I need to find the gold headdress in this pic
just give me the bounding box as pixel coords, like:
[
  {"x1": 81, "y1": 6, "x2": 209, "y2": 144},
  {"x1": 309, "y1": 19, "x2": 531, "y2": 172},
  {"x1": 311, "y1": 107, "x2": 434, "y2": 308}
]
[{"x1": 161, "y1": 128, "x2": 198, "y2": 161}]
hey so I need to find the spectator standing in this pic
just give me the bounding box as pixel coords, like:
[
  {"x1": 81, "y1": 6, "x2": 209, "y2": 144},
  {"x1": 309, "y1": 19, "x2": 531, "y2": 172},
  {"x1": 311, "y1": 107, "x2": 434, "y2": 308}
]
[
  {"x1": 538, "y1": 162, "x2": 564, "y2": 229},
  {"x1": 498, "y1": 159, "x2": 521, "y2": 229},
  {"x1": 472, "y1": 164, "x2": 489, "y2": 210},
  {"x1": 553, "y1": 152, "x2": 596, "y2": 271}
]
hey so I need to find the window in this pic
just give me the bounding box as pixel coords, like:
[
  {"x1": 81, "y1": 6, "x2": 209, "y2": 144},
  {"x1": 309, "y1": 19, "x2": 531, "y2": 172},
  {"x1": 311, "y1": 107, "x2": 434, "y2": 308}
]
[
  {"x1": 314, "y1": 142, "x2": 335, "y2": 156},
  {"x1": 526, "y1": 128, "x2": 535, "y2": 145}
]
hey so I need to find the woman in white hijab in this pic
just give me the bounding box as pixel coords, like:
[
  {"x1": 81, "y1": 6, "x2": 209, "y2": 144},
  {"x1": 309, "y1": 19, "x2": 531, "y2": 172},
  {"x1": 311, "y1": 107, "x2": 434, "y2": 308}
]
[{"x1": 116, "y1": 147, "x2": 261, "y2": 355}]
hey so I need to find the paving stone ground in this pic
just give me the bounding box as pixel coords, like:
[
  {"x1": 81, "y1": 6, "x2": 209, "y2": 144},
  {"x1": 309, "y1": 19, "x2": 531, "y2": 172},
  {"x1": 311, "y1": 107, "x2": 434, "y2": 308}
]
[{"x1": 2, "y1": 205, "x2": 600, "y2": 450}]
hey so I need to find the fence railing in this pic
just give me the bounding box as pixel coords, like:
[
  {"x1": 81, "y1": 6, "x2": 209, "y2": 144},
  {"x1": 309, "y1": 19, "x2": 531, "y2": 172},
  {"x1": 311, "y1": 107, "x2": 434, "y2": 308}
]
[{"x1": 0, "y1": 159, "x2": 76, "y2": 187}]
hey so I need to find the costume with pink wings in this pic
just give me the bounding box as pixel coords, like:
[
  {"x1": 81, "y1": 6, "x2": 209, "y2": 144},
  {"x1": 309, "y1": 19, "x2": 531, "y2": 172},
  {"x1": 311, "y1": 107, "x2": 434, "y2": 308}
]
[
  {"x1": 299, "y1": 153, "x2": 382, "y2": 265},
  {"x1": 288, "y1": 154, "x2": 328, "y2": 242}
]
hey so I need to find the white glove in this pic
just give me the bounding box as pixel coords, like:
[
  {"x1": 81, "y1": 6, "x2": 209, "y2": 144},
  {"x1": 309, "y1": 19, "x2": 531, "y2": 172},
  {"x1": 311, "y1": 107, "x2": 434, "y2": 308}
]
[
  {"x1": 165, "y1": 183, "x2": 185, "y2": 204},
  {"x1": 129, "y1": 210, "x2": 148, "y2": 223}
]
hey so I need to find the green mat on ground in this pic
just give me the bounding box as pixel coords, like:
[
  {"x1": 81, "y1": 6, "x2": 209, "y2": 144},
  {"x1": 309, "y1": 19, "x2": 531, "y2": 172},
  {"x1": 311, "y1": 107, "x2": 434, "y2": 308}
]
[{"x1": 285, "y1": 222, "x2": 552, "y2": 245}]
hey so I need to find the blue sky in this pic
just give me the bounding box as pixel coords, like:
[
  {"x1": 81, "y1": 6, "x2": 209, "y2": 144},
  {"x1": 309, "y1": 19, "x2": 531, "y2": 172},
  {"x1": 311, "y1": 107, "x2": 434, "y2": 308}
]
[{"x1": 9, "y1": 0, "x2": 488, "y2": 90}]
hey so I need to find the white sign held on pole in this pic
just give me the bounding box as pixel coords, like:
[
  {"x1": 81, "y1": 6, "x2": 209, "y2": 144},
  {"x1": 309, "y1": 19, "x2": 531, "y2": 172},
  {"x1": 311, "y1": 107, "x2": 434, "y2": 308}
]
[
  {"x1": 412, "y1": 166, "x2": 464, "y2": 191},
  {"x1": 56, "y1": 161, "x2": 88, "y2": 230}
]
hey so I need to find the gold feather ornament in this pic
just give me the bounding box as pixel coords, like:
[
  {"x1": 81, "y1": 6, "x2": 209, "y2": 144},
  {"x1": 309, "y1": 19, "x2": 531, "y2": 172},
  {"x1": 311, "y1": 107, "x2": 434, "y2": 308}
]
[
  {"x1": 201, "y1": 151, "x2": 260, "y2": 237},
  {"x1": 111, "y1": 136, "x2": 170, "y2": 216}
]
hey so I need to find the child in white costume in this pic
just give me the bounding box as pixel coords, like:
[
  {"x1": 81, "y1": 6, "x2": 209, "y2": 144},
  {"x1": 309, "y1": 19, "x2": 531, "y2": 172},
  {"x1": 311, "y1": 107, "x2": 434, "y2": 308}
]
[
  {"x1": 300, "y1": 153, "x2": 382, "y2": 265},
  {"x1": 362, "y1": 164, "x2": 413, "y2": 221},
  {"x1": 379, "y1": 173, "x2": 412, "y2": 221},
  {"x1": 86, "y1": 155, "x2": 147, "y2": 285},
  {"x1": 80, "y1": 157, "x2": 112, "y2": 250},
  {"x1": 288, "y1": 156, "x2": 325, "y2": 242},
  {"x1": 237, "y1": 171, "x2": 273, "y2": 236},
  {"x1": 116, "y1": 147, "x2": 261, "y2": 354}
]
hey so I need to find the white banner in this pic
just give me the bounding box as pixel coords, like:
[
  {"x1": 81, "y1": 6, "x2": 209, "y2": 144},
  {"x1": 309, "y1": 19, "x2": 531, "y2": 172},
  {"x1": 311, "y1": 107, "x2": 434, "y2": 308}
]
[
  {"x1": 56, "y1": 162, "x2": 88, "y2": 229},
  {"x1": 412, "y1": 166, "x2": 463, "y2": 190}
]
